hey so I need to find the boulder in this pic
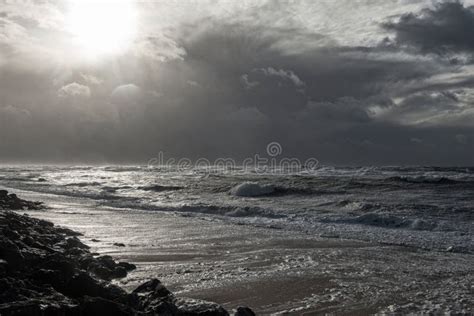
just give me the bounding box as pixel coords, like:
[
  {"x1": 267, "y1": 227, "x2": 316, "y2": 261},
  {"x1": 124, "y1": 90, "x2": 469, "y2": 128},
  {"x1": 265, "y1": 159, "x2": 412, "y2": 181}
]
[
  {"x1": 63, "y1": 272, "x2": 126, "y2": 300},
  {"x1": 40, "y1": 256, "x2": 77, "y2": 279},
  {"x1": 118, "y1": 262, "x2": 136, "y2": 271},
  {"x1": 0, "y1": 237, "x2": 24, "y2": 267},
  {"x1": 111, "y1": 266, "x2": 127, "y2": 279},
  {"x1": 79, "y1": 296, "x2": 132, "y2": 316},
  {"x1": 31, "y1": 269, "x2": 67, "y2": 290},
  {"x1": 234, "y1": 306, "x2": 256, "y2": 316},
  {"x1": 87, "y1": 255, "x2": 129, "y2": 280},
  {"x1": 65, "y1": 237, "x2": 89, "y2": 250},
  {"x1": 64, "y1": 272, "x2": 105, "y2": 298},
  {"x1": 0, "y1": 192, "x2": 43, "y2": 210},
  {"x1": 56, "y1": 227, "x2": 82, "y2": 236},
  {"x1": 132, "y1": 278, "x2": 172, "y2": 298}
]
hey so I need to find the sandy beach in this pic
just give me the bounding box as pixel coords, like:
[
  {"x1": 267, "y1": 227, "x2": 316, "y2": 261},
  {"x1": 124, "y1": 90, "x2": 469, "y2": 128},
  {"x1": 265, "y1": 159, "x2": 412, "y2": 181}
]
[{"x1": 14, "y1": 188, "x2": 473, "y2": 315}]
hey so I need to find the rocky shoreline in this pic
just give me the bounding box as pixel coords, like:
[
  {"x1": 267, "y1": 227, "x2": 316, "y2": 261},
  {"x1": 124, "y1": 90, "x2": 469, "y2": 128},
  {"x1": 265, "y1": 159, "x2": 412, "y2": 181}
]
[{"x1": 0, "y1": 190, "x2": 254, "y2": 316}]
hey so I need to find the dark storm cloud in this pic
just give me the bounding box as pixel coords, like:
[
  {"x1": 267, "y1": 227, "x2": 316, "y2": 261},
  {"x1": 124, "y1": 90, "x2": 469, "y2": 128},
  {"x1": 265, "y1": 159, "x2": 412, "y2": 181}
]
[
  {"x1": 383, "y1": 1, "x2": 474, "y2": 56},
  {"x1": 178, "y1": 21, "x2": 443, "y2": 106},
  {"x1": 2, "y1": 1, "x2": 474, "y2": 165},
  {"x1": 125, "y1": 20, "x2": 473, "y2": 164}
]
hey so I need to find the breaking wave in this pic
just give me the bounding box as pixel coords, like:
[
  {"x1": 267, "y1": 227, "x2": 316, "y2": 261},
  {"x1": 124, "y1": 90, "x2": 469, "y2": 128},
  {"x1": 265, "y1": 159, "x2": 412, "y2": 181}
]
[
  {"x1": 229, "y1": 182, "x2": 275, "y2": 197},
  {"x1": 229, "y1": 182, "x2": 316, "y2": 197},
  {"x1": 385, "y1": 176, "x2": 465, "y2": 185}
]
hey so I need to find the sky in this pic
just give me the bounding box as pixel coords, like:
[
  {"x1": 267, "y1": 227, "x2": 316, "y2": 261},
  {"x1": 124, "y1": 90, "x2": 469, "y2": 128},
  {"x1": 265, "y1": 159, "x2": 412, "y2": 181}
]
[{"x1": 1, "y1": 0, "x2": 474, "y2": 165}]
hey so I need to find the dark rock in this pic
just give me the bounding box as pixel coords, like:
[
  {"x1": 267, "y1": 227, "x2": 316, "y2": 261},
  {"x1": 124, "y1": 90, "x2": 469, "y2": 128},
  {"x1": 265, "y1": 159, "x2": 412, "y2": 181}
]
[
  {"x1": 65, "y1": 247, "x2": 89, "y2": 257},
  {"x1": 132, "y1": 278, "x2": 172, "y2": 298},
  {"x1": 21, "y1": 235, "x2": 36, "y2": 246},
  {"x1": 56, "y1": 227, "x2": 82, "y2": 236},
  {"x1": 31, "y1": 269, "x2": 67, "y2": 289},
  {"x1": 79, "y1": 296, "x2": 132, "y2": 316},
  {"x1": 111, "y1": 266, "x2": 127, "y2": 279},
  {"x1": 234, "y1": 306, "x2": 256, "y2": 316},
  {"x1": 65, "y1": 237, "x2": 89, "y2": 249},
  {"x1": 88, "y1": 263, "x2": 113, "y2": 280},
  {"x1": 41, "y1": 256, "x2": 76, "y2": 278},
  {"x1": 64, "y1": 272, "x2": 107, "y2": 298},
  {"x1": 87, "y1": 255, "x2": 130, "y2": 280},
  {"x1": 0, "y1": 259, "x2": 7, "y2": 276},
  {"x1": 78, "y1": 254, "x2": 95, "y2": 270},
  {"x1": 86, "y1": 256, "x2": 130, "y2": 280},
  {"x1": 0, "y1": 299, "x2": 79, "y2": 316},
  {"x1": 118, "y1": 262, "x2": 136, "y2": 271},
  {"x1": 113, "y1": 242, "x2": 126, "y2": 247},
  {"x1": 3, "y1": 228, "x2": 21, "y2": 240},
  {"x1": 96, "y1": 255, "x2": 116, "y2": 269},
  {"x1": 0, "y1": 191, "x2": 43, "y2": 210},
  {"x1": 0, "y1": 237, "x2": 24, "y2": 266},
  {"x1": 127, "y1": 279, "x2": 178, "y2": 315},
  {"x1": 38, "y1": 219, "x2": 53, "y2": 227}
]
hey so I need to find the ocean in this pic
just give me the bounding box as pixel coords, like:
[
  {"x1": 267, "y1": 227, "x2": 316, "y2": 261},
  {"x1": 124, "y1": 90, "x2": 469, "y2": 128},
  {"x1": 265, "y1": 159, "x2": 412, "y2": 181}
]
[
  {"x1": 1, "y1": 165, "x2": 473, "y2": 314},
  {"x1": 1, "y1": 165, "x2": 472, "y2": 253}
]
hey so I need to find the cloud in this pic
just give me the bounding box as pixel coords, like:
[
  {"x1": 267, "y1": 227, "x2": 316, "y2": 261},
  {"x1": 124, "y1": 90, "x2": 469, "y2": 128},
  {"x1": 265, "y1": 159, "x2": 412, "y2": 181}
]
[
  {"x1": 253, "y1": 67, "x2": 305, "y2": 87},
  {"x1": 240, "y1": 74, "x2": 260, "y2": 90},
  {"x1": 377, "y1": 87, "x2": 474, "y2": 127},
  {"x1": 2, "y1": 0, "x2": 65, "y2": 30},
  {"x1": 111, "y1": 84, "x2": 142, "y2": 104},
  {"x1": 134, "y1": 35, "x2": 186, "y2": 62},
  {"x1": 226, "y1": 107, "x2": 268, "y2": 123},
  {"x1": 383, "y1": 1, "x2": 474, "y2": 56},
  {"x1": 80, "y1": 74, "x2": 103, "y2": 86},
  {"x1": 0, "y1": 105, "x2": 31, "y2": 125},
  {"x1": 2, "y1": 1, "x2": 474, "y2": 164},
  {"x1": 58, "y1": 82, "x2": 91, "y2": 98}
]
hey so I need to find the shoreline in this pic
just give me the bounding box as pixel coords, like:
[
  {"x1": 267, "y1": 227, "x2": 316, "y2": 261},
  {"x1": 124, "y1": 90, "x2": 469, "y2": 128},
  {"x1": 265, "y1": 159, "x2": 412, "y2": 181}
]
[
  {"x1": 2, "y1": 188, "x2": 474, "y2": 315},
  {"x1": 0, "y1": 190, "x2": 254, "y2": 316}
]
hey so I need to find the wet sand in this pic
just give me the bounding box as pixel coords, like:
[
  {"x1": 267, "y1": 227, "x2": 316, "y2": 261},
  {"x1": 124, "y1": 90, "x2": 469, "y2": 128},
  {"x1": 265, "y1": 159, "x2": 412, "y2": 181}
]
[{"x1": 16, "y1": 189, "x2": 474, "y2": 315}]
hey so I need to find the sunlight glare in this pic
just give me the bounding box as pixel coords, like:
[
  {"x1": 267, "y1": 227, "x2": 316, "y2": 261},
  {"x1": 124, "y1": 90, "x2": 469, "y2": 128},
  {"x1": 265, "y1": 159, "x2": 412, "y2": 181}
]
[{"x1": 67, "y1": 0, "x2": 137, "y2": 57}]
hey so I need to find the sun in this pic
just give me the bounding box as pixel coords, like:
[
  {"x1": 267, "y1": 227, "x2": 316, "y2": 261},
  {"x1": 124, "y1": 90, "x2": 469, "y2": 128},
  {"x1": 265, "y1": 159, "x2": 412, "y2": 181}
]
[{"x1": 67, "y1": 0, "x2": 137, "y2": 57}]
